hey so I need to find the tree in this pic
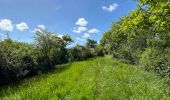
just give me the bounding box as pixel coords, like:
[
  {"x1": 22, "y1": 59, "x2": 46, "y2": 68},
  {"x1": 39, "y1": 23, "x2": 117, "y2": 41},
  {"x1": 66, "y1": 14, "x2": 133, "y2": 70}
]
[
  {"x1": 100, "y1": 0, "x2": 170, "y2": 75},
  {"x1": 70, "y1": 45, "x2": 91, "y2": 61},
  {"x1": 0, "y1": 39, "x2": 38, "y2": 85},
  {"x1": 34, "y1": 28, "x2": 73, "y2": 69},
  {"x1": 86, "y1": 39, "x2": 97, "y2": 48}
]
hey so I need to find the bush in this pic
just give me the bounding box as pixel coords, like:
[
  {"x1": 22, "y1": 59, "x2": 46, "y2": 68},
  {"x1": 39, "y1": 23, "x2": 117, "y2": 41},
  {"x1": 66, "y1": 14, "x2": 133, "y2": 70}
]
[
  {"x1": 69, "y1": 45, "x2": 92, "y2": 61},
  {"x1": 0, "y1": 40, "x2": 38, "y2": 85},
  {"x1": 95, "y1": 45, "x2": 104, "y2": 56},
  {"x1": 140, "y1": 47, "x2": 170, "y2": 76},
  {"x1": 0, "y1": 32, "x2": 96, "y2": 86},
  {"x1": 34, "y1": 29, "x2": 73, "y2": 69},
  {"x1": 111, "y1": 45, "x2": 139, "y2": 64}
]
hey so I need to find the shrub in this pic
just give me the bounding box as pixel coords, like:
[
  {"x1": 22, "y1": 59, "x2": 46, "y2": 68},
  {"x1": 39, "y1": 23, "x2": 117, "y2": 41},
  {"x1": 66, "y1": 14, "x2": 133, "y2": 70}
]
[
  {"x1": 69, "y1": 45, "x2": 92, "y2": 61},
  {"x1": 140, "y1": 47, "x2": 170, "y2": 76},
  {"x1": 95, "y1": 45, "x2": 104, "y2": 56},
  {"x1": 0, "y1": 40, "x2": 38, "y2": 85},
  {"x1": 34, "y1": 28, "x2": 73, "y2": 69}
]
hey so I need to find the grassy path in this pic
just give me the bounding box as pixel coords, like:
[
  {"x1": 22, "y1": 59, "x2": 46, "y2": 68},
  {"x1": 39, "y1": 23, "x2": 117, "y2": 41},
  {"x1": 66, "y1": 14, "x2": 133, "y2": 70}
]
[{"x1": 0, "y1": 57, "x2": 170, "y2": 99}]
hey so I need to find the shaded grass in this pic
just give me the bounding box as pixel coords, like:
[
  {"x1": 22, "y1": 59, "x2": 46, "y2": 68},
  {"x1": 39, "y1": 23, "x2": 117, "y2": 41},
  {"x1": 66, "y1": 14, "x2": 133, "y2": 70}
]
[{"x1": 0, "y1": 56, "x2": 170, "y2": 99}]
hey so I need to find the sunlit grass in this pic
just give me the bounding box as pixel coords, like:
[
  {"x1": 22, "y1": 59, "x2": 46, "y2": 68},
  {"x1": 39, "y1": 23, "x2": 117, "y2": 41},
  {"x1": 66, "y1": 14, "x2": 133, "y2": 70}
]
[{"x1": 0, "y1": 56, "x2": 170, "y2": 99}]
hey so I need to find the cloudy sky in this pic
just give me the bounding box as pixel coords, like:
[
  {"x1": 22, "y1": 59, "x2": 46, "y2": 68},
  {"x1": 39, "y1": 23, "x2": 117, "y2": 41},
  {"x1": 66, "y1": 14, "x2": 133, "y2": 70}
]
[{"x1": 0, "y1": 0, "x2": 137, "y2": 45}]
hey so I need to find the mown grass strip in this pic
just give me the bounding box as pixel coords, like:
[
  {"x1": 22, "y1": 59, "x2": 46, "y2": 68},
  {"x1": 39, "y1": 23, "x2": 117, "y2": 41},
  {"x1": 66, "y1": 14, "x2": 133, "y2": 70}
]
[{"x1": 0, "y1": 57, "x2": 170, "y2": 100}]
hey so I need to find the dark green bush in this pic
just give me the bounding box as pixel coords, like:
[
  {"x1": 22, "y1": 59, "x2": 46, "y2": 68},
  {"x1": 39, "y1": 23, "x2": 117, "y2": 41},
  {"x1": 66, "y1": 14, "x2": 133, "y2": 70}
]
[
  {"x1": 69, "y1": 45, "x2": 92, "y2": 61},
  {"x1": 140, "y1": 48, "x2": 170, "y2": 76},
  {"x1": 0, "y1": 39, "x2": 38, "y2": 85},
  {"x1": 0, "y1": 36, "x2": 96, "y2": 86},
  {"x1": 95, "y1": 45, "x2": 104, "y2": 56}
]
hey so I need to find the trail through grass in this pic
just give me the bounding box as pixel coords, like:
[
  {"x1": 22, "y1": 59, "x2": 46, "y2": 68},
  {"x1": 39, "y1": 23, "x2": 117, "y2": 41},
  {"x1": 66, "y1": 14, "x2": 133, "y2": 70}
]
[{"x1": 0, "y1": 56, "x2": 170, "y2": 99}]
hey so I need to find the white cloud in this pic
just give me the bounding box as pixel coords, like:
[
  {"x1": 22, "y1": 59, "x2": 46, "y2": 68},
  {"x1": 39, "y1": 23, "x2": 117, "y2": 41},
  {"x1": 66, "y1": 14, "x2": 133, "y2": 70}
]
[
  {"x1": 38, "y1": 25, "x2": 46, "y2": 29},
  {"x1": 32, "y1": 25, "x2": 46, "y2": 33},
  {"x1": 73, "y1": 26, "x2": 87, "y2": 34},
  {"x1": 82, "y1": 33, "x2": 90, "y2": 38},
  {"x1": 75, "y1": 18, "x2": 88, "y2": 26},
  {"x1": 0, "y1": 19, "x2": 13, "y2": 32},
  {"x1": 58, "y1": 34, "x2": 63, "y2": 38},
  {"x1": 78, "y1": 27, "x2": 87, "y2": 31},
  {"x1": 76, "y1": 37, "x2": 81, "y2": 41},
  {"x1": 102, "y1": 3, "x2": 119, "y2": 12},
  {"x1": 16, "y1": 22, "x2": 29, "y2": 31},
  {"x1": 76, "y1": 37, "x2": 85, "y2": 42},
  {"x1": 73, "y1": 29, "x2": 81, "y2": 34},
  {"x1": 88, "y1": 28, "x2": 100, "y2": 33}
]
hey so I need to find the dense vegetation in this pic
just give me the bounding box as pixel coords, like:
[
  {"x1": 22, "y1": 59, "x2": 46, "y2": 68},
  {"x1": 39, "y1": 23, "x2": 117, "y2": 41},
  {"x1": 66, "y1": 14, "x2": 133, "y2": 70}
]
[
  {"x1": 0, "y1": 0, "x2": 170, "y2": 99},
  {"x1": 0, "y1": 57, "x2": 170, "y2": 99},
  {"x1": 0, "y1": 28, "x2": 99, "y2": 86},
  {"x1": 99, "y1": 0, "x2": 170, "y2": 76}
]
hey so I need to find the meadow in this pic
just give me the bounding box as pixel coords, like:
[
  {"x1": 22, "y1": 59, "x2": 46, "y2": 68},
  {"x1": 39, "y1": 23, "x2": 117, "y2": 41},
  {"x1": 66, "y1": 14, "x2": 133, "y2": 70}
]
[
  {"x1": 0, "y1": 56, "x2": 170, "y2": 100},
  {"x1": 0, "y1": 1, "x2": 170, "y2": 100}
]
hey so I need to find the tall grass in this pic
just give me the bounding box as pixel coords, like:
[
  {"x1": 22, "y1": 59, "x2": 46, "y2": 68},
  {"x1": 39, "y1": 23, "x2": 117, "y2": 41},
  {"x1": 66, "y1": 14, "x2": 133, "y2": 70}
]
[{"x1": 0, "y1": 57, "x2": 170, "y2": 99}]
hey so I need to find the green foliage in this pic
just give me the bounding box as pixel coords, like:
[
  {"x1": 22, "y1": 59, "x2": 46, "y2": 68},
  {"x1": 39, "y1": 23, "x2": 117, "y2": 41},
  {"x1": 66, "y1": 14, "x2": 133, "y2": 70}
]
[
  {"x1": 0, "y1": 29, "x2": 96, "y2": 85},
  {"x1": 0, "y1": 39, "x2": 38, "y2": 85},
  {"x1": 86, "y1": 39, "x2": 98, "y2": 57},
  {"x1": 68, "y1": 39, "x2": 98, "y2": 62},
  {"x1": 34, "y1": 28, "x2": 73, "y2": 69},
  {"x1": 86, "y1": 39, "x2": 97, "y2": 48},
  {"x1": 0, "y1": 57, "x2": 170, "y2": 99},
  {"x1": 95, "y1": 44, "x2": 104, "y2": 56},
  {"x1": 69, "y1": 45, "x2": 92, "y2": 61},
  {"x1": 140, "y1": 48, "x2": 170, "y2": 76},
  {"x1": 100, "y1": 0, "x2": 170, "y2": 76}
]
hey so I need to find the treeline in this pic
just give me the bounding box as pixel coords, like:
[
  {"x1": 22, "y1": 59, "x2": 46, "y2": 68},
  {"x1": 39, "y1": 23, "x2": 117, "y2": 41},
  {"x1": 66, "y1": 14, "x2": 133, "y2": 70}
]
[
  {"x1": 0, "y1": 28, "x2": 101, "y2": 86},
  {"x1": 99, "y1": 0, "x2": 170, "y2": 76}
]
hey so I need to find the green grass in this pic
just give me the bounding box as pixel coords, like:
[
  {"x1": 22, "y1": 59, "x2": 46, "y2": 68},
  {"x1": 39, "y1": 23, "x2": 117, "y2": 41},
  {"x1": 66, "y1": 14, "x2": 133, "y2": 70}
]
[{"x1": 0, "y1": 56, "x2": 170, "y2": 100}]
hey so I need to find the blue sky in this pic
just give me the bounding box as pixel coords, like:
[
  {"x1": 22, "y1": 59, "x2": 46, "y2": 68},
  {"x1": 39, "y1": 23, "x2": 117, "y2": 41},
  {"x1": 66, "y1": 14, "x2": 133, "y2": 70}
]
[{"x1": 0, "y1": 0, "x2": 138, "y2": 45}]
